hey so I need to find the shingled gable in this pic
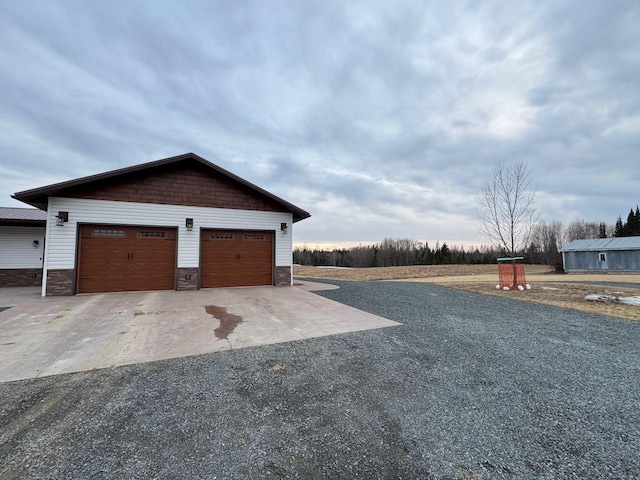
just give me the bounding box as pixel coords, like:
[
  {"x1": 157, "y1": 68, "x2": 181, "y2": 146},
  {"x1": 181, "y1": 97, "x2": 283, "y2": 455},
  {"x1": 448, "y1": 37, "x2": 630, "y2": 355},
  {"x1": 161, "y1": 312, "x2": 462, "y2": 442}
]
[{"x1": 12, "y1": 153, "x2": 311, "y2": 222}]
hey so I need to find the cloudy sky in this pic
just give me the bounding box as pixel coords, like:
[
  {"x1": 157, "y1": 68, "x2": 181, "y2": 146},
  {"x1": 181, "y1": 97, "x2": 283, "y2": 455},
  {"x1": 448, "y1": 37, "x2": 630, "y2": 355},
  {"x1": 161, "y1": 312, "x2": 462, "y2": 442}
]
[{"x1": 1, "y1": 1, "x2": 638, "y2": 248}]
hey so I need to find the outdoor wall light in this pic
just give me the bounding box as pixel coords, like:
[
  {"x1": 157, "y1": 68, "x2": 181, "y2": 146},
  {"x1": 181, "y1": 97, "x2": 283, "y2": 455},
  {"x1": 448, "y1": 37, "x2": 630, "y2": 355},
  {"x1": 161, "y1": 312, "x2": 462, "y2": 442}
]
[
  {"x1": 55, "y1": 211, "x2": 68, "y2": 226},
  {"x1": 33, "y1": 240, "x2": 39, "y2": 247},
  {"x1": 281, "y1": 222, "x2": 288, "y2": 234},
  {"x1": 186, "y1": 218, "x2": 194, "y2": 231}
]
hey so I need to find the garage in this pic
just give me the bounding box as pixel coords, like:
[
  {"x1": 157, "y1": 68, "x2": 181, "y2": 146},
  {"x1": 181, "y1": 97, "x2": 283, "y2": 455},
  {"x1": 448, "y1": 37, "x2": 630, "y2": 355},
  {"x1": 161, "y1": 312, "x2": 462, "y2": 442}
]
[
  {"x1": 12, "y1": 153, "x2": 310, "y2": 296},
  {"x1": 0, "y1": 207, "x2": 47, "y2": 287},
  {"x1": 200, "y1": 229, "x2": 273, "y2": 288},
  {"x1": 77, "y1": 225, "x2": 177, "y2": 293}
]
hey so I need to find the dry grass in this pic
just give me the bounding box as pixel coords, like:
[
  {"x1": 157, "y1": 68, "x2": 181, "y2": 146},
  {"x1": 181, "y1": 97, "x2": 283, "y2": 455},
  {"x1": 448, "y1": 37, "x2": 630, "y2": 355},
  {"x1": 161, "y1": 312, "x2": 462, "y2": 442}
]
[
  {"x1": 294, "y1": 264, "x2": 640, "y2": 321},
  {"x1": 294, "y1": 264, "x2": 531, "y2": 281}
]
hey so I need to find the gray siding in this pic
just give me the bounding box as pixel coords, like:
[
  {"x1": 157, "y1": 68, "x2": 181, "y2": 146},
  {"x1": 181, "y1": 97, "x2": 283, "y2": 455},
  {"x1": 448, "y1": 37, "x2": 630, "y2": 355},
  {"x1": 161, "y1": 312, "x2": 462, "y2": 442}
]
[{"x1": 563, "y1": 250, "x2": 640, "y2": 272}]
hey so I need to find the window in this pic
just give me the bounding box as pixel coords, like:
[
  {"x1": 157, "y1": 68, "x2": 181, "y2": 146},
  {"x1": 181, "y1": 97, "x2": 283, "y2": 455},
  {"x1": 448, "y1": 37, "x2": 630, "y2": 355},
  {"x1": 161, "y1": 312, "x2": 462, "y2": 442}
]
[
  {"x1": 94, "y1": 229, "x2": 125, "y2": 237},
  {"x1": 211, "y1": 232, "x2": 234, "y2": 240},
  {"x1": 599, "y1": 253, "x2": 606, "y2": 262},
  {"x1": 243, "y1": 233, "x2": 265, "y2": 241},
  {"x1": 138, "y1": 231, "x2": 166, "y2": 238}
]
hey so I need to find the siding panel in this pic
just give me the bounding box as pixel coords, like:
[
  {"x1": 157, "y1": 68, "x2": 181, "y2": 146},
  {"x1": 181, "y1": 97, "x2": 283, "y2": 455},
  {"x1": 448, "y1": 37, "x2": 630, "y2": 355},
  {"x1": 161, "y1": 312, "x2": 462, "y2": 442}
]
[
  {"x1": 45, "y1": 197, "x2": 292, "y2": 282},
  {"x1": 0, "y1": 226, "x2": 46, "y2": 269},
  {"x1": 563, "y1": 250, "x2": 640, "y2": 271}
]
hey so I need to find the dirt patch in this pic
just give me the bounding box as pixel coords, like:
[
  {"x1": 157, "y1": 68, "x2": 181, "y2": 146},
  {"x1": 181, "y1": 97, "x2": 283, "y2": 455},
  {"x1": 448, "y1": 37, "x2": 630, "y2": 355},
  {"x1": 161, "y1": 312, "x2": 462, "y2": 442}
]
[
  {"x1": 294, "y1": 265, "x2": 640, "y2": 321},
  {"x1": 205, "y1": 305, "x2": 243, "y2": 340}
]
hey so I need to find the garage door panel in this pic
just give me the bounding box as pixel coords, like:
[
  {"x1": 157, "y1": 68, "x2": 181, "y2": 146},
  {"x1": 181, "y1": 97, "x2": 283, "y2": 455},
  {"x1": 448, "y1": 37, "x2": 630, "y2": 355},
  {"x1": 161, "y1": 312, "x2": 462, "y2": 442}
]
[
  {"x1": 201, "y1": 229, "x2": 273, "y2": 288},
  {"x1": 77, "y1": 225, "x2": 176, "y2": 293}
]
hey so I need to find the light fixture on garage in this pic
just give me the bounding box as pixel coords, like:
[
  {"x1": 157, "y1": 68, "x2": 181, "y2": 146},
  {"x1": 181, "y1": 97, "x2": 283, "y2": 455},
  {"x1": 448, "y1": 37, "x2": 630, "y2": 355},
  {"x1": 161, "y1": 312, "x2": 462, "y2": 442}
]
[
  {"x1": 55, "y1": 211, "x2": 68, "y2": 226},
  {"x1": 281, "y1": 222, "x2": 288, "y2": 234},
  {"x1": 186, "y1": 218, "x2": 194, "y2": 231},
  {"x1": 33, "y1": 240, "x2": 39, "y2": 247}
]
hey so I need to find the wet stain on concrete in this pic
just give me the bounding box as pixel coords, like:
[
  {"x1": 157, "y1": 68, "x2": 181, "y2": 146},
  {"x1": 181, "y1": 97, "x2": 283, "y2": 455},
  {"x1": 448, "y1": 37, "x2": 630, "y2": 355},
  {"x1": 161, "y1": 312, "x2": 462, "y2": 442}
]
[{"x1": 205, "y1": 305, "x2": 243, "y2": 340}]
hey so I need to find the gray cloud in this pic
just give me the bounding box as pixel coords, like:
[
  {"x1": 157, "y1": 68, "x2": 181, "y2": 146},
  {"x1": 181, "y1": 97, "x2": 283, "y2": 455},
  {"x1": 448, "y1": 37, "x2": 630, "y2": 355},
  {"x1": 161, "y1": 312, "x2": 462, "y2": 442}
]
[{"x1": 1, "y1": 0, "x2": 638, "y2": 246}]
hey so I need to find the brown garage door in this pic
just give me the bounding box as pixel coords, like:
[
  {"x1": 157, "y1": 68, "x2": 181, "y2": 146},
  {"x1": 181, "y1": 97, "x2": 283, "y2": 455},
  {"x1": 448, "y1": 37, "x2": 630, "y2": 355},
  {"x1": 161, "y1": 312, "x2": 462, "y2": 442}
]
[
  {"x1": 201, "y1": 229, "x2": 273, "y2": 288},
  {"x1": 77, "y1": 225, "x2": 177, "y2": 294}
]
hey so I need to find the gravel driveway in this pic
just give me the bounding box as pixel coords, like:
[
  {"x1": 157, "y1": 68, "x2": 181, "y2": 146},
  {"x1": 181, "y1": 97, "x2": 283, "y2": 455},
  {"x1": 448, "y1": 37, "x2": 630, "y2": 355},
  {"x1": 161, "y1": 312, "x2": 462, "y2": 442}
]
[{"x1": 2, "y1": 281, "x2": 639, "y2": 479}]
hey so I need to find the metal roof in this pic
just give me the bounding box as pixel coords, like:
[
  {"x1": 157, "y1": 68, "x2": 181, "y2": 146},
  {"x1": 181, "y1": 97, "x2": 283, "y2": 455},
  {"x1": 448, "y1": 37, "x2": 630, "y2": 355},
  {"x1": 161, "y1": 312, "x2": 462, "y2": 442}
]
[
  {"x1": 0, "y1": 207, "x2": 47, "y2": 226},
  {"x1": 561, "y1": 237, "x2": 640, "y2": 252},
  {"x1": 0, "y1": 207, "x2": 47, "y2": 221},
  {"x1": 12, "y1": 152, "x2": 311, "y2": 222}
]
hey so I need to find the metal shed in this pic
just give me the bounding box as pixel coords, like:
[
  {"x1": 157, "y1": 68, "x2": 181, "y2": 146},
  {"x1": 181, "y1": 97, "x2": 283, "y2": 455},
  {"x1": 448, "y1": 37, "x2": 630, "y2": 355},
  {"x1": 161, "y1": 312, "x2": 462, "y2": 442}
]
[{"x1": 561, "y1": 237, "x2": 640, "y2": 272}]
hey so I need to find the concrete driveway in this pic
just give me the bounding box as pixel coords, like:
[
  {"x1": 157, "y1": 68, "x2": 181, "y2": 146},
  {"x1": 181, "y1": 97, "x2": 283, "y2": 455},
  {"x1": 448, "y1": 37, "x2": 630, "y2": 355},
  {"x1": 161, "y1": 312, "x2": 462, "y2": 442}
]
[{"x1": 0, "y1": 283, "x2": 398, "y2": 383}]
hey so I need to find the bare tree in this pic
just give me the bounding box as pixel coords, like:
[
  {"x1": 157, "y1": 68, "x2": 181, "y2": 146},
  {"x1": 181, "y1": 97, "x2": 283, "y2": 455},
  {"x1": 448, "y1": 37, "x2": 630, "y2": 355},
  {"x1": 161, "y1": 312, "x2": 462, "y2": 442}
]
[
  {"x1": 563, "y1": 219, "x2": 602, "y2": 245},
  {"x1": 477, "y1": 161, "x2": 538, "y2": 256},
  {"x1": 531, "y1": 220, "x2": 563, "y2": 268}
]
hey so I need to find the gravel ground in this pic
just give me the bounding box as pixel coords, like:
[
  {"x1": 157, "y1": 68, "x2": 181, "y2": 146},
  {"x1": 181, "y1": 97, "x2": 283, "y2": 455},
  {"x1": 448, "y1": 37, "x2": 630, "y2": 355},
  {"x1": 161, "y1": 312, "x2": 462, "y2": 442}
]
[{"x1": 1, "y1": 281, "x2": 639, "y2": 479}]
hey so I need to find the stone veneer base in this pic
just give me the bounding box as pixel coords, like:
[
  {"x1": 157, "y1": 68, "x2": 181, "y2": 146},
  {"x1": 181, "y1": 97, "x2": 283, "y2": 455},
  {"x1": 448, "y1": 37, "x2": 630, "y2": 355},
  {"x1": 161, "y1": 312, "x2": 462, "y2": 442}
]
[
  {"x1": 46, "y1": 269, "x2": 75, "y2": 296},
  {"x1": 43, "y1": 265, "x2": 291, "y2": 295},
  {"x1": 275, "y1": 266, "x2": 291, "y2": 287},
  {"x1": 0, "y1": 268, "x2": 42, "y2": 288},
  {"x1": 177, "y1": 267, "x2": 199, "y2": 291}
]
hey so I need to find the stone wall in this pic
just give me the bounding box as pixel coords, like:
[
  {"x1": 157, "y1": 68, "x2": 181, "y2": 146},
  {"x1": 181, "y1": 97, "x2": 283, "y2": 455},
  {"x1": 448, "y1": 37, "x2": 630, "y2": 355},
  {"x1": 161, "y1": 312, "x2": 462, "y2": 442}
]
[
  {"x1": 46, "y1": 269, "x2": 75, "y2": 296},
  {"x1": 275, "y1": 266, "x2": 291, "y2": 287},
  {"x1": 0, "y1": 268, "x2": 42, "y2": 288},
  {"x1": 177, "y1": 267, "x2": 199, "y2": 291}
]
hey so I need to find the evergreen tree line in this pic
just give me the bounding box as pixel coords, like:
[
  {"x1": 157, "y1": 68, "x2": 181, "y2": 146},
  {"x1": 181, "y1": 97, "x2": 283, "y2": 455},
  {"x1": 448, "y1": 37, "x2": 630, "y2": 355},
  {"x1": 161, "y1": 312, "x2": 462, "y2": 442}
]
[
  {"x1": 294, "y1": 239, "x2": 503, "y2": 268},
  {"x1": 613, "y1": 206, "x2": 640, "y2": 237}
]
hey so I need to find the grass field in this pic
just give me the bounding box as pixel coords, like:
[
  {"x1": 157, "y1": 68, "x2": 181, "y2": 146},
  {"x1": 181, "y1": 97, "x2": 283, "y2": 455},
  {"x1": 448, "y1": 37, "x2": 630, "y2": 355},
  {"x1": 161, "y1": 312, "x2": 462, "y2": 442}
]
[{"x1": 294, "y1": 264, "x2": 640, "y2": 322}]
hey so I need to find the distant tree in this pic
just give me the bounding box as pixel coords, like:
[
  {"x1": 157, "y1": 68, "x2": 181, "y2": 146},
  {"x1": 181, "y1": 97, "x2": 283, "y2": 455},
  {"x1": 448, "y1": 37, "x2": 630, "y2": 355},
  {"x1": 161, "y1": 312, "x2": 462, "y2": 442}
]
[
  {"x1": 614, "y1": 215, "x2": 625, "y2": 237},
  {"x1": 417, "y1": 242, "x2": 431, "y2": 265},
  {"x1": 564, "y1": 220, "x2": 601, "y2": 244},
  {"x1": 477, "y1": 161, "x2": 538, "y2": 256},
  {"x1": 598, "y1": 222, "x2": 607, "y2": 238},
  {"x1": 439, "y1": 242, "x2": 450, "y2": 264},
  {"x1": 531, "y1": 221, "x2": 562, "y2": 266},
  {"x1": 625, "y1": 208, "x2": 636, "y2": 236},
  {"x1": 629, "y1": 206, "x2": 640, "y2": 236},
  {"x1": 613, "y1": 206, "x2": 640, "y2": 237},
  {"x1": 350, "y1": 244, "x2": 376, "y2": 267}
]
